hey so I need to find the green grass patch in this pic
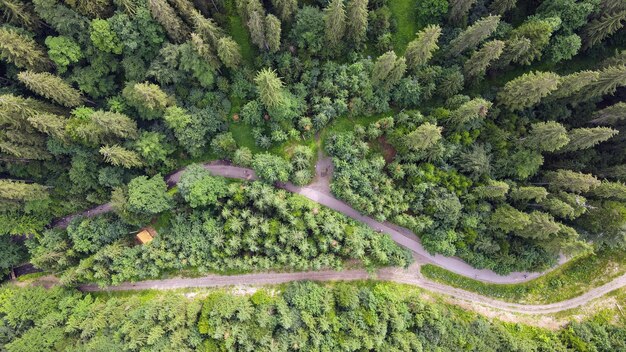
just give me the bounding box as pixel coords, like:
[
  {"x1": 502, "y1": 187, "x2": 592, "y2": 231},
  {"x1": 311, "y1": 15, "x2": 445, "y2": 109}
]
[
  {"x1": 388, "y1": 0, "x2": 418, "y2": 54},
  {"x1": 421, "y1": 250, "x2": 626, "y2": 304},
  {"x1": 16, "y1": 272, "x2": 47, "y2": 282},
  {"x1": 225, "y1": 0, "x2": 255, "y2": 66}
]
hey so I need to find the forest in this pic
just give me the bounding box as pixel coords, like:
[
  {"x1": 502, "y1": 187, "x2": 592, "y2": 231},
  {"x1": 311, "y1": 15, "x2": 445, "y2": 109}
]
[
  {"x1": 1, "y1": 282, "x2": 625, "y2": 351},
  {"x1": 1, "y1": 0, "x2": 626, "y2": 349}
]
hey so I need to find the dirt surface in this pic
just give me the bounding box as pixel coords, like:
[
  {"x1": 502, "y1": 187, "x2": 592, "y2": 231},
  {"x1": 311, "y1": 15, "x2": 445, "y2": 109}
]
[
  {"x1": 79, "y1": 260, "x2": 626, "y2": 316},
  {"x1": 52, "y1": 157, "x2": 626, "y2": 315}
]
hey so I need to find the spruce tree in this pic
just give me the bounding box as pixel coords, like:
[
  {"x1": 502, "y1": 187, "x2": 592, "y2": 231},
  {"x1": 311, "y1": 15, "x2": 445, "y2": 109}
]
[
  {"x1": 592, "y1": 181, "x2": 626, "y2": 200},
  {"x1": 0, "y1": 27, "x2": 52, "y2": 71},
  {"x1": 510, "y1": 186, "x2": 548, "y2": 203},
  {"x1": 122, "y1": 82, "x2": 169, "y2": 120},
  {"x1": 271, "y1": 0, "x2": 297, "y2": 21},
  {"x1": 217, "y1": 37, "x2": 242, "y2": 69},
  {"x1": 26, "y1": 113, "x2": 67, "y2": 140},
  {"x1": 490, "y1": 205, "x2": 531, "y2": 233},
  {"x1": 404, "y1": 122, "x2": 442, "y2": 151},
  {"x1": 167, "y1": 0, "x2": 197, "y2": 25},
  {"x1": 191, "y1": 9, "x2": 224, "y2": 46},
  {"x1": 371, "y1": 51, "x2": 406, "y2": 91},
  {"x1": 547, "y1": 71, "x2": 599, "y2": 101},
  {"x1": 464, "y1": 40, "x2": 504, "y2": 81},
  {"x1": 255, "y1": 68, "x2": 285, "y2": 109},
  {"x1": 578, "y1": 65, "x2": 626, "y2": 100},
  {"x1": 100, "y1": 145, "x2": 143, "y2": 169},
  {"x1": 497, "y1": 71, "x2": 560, "y2": 111},
  {"x1": 489, "y1": 0, "x2": 517, "y2": 15},
  {"x1": 448, "y1": 0, "x2": 476, "y2": 25},
  {"x1": 346, "y1": 0, "x2": 368, "y2": 48},
  {"x1": 601, "y1": 0, "x2": 626, "y2": 13},
  {"x1": 449, "y1": 98, "x2": 492, "y2": 127},
  {"x1": 510, "y1": 17, "x2": 558, "y2": 65},
  {"x1": 583, "y1": 10, "x2": 626, "y2": 49},
  {"x1": 247, "y1": 9, "x2": 266, "y2": 50},
  {"x1": 525, "y1": 121, "x2": 570, "y2": 152},
  {"x1": 90, "y1": 111, "x2": 139, "y2": 140},
  {"x1": 190, "y1": 33, "x2": 220, "y2": 69},
  {"x1": 17, "y1": 71, "x2": 82, "y2": 107},
  {"x1": 590, "y1": 102, "x2": 626, "y2": 125},
  {"x1": 148, "y1": 0, "x2": 190, "y2": 43},
  {"x1": 560, "y1": 127, "x2": 618, "y2": 153},
  {"x1": 473, "y1": 180, "x2": 509, "y2": 200},
  {"x1": 265, "y1": 14, "x2": 281, "y2": 53},
  {"x1": 63, "y1": 0, "x2": 111, "y2": 18},
  {"x1": 324, "y1": 0, "x2": 346, "y2": 51},
  {"x1": 448, "y1": 15, "x2": 500, "y2": 56},
  {"x1": 516, "y1": 211, "x2": 561, "y2": 240},
  {"x1": 0, "y1": 179, "x2": 49, "y2": 202},
  {"x1": 405, "y1": 25, "x2": 441, "y2": 70},
  {"x1": 0, "y1": 0, "x2": 41, "y2": 30},
  {"x1": 545, "y1": 169, "x2": 600, "y2": 193},
  {"x1": 498, "y1": 36, "x2": 531, "y2": 67}
]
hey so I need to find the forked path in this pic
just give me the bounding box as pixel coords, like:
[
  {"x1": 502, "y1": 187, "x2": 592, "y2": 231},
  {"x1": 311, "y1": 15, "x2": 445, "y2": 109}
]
[{"x1": 58, "y1": 159, "x2": 626, "y2": 311}]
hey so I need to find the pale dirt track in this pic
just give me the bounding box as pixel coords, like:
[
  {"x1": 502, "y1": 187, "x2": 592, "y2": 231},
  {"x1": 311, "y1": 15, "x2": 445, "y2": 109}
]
[
  {"x1": 56, "y1": 160, "x2": 626, "y2": 313},
  {"x1": 79, "y1": 261, "x2": 626, "y2": 315}
]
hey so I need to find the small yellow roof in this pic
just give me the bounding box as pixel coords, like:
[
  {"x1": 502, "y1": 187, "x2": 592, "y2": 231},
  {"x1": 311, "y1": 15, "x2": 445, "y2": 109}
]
[{"x1": 136, "y1": 229, "x2": 154, "y2": 244}]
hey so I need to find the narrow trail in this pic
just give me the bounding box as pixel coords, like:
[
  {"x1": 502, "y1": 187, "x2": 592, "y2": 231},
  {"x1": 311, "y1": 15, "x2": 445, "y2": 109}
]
[{"x1": 55, "y1": 159, "x2": 626, "y2": 314}]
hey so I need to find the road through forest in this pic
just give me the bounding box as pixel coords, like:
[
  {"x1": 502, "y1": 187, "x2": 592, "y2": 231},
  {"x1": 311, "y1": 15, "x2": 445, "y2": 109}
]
[{"x1": 57, "y1": 159, "x2": 626, "y2": 313}]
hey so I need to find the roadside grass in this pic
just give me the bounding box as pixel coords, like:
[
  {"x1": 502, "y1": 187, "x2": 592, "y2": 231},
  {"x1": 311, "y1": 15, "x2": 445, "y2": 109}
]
[
  {"x1": 421, "y1": 249, "x2": 626, "y2": 304},
  {"x1": 388, "y1": 0, "x2": 418, "y2": 54}
]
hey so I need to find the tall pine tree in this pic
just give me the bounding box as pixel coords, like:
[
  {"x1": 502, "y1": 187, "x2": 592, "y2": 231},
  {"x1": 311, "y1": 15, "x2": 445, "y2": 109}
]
[{"x1": 17, "y1": 71, "x2": 82, "y2": 107}]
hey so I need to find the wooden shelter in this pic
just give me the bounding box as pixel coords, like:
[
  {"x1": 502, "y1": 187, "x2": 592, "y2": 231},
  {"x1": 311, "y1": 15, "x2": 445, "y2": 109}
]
[{"x1": 135, "y1": 227, "x2": 157, "y2": 245}]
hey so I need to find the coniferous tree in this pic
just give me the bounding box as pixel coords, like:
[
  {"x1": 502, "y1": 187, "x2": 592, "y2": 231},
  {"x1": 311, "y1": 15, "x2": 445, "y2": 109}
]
[
  {"x1": 0, "y1": 179, "x2": 49, "y2": 202},
  {"x1": 448, "y1": 15, "x2": 500, "y2": 56},
  {"x1": 547, "y1": 71, "x2": 599, "y2": 101},
  {"x1": 405, "y1": 25, "x2": 441, "y2": 70},
  {"x1": 17, "y1": 71, "x2": 82, "y2": 107},
  {"x1": 577, "y1": 65, "x2": 626, "y2": 100},
  {"x1": 516, "y1": 211, "x2": 561, "y2": 240},
  {"x1": 255, "y1": 68, "x2": 285, "y2": 109},
  {"x1": 99, "y1": 145, "x2": 143, "y2": 169},
  {"x1": 545, "y1": 170, "x2": 600, "y2": 193},
  {"x1": 346, "y1": 0, "x2": 368, "y2": 48},
  {"x1": 510, "y1": 17, "x2": 558, "y2": 64},
  {"x1": 601, "y1": 0, "x2": 626, "y2": 13},
  {"x1": 474, "y1": 180, "x2": 509, "y2": 200},
  {"x1": 64, "y1": 0, "x2": 111, "y2": 18},
  {"x1": 191, "y1": 10, "x2": 224, "y2": 46},
  {"x1": 464, "y1": 40, "x2": 504, "y2": 81},
  {"x1": 404, "y1": 123, "x2": 442, "y2": 151},
  {"x1": 324, "y1": 0, "x2": 346, "y2": 52},
  {"x1": 247, "y1": 9, "x2": 266, "y2": 49},
  {"x1": 510, "y1": 186, "x2": 548, "y2": 203},
  {"x1": 525, "y1": 121, "x2": 570, "y2": 152},
  {"x1": 583, "y1": 10, "x2": 626, "y2": 49},
  {"x1": 0, "y1": 27, "x2": 52, "y2": 71},
  {"x1": 26, "y1": 113, "x2": 67, "y2": 141},
  {"x1": 490, "y1": 205, "x2": 531, "y2": 233},
  {"x1": 265, "y1": 14, "x2": 281, "y2": 53},
  {"x1": 217, "y1": 37, "x2": 242, "y2": 69},
  {"x1": 122, "y1": 82, "x2": 169, "y2": 120},
  {"x1": 167, "y1": 0, "x2": 197, "y2": 24},
  {"x1": 497, "y1": 71, "x2": 560, "y2": 111},
  {"x1": 89, "y1": 111, "x2": 139, "y2": 140},
  {"x1": 560, "y1": 127, "x2": 618, "y2": 153},
  {"x1": 489, "y1": 0, "x2": 517, "y2": 15},
  {"x1": 448, "y1": 0, "x2": 476, "y2": 25},
  {"x1": 592, "y1": 181, "x2": 626, "y2": 200},
  {"x1": 148, "y1": 0, "x2": 190, "y2": 43},
  {"x1": 271, "y1": 0, "x2": 297, "y2": 21},
  {"x1": 190, "y1": 33, "x2": 220, "y2": 69},
  {"x1": 372, "y1": 51, "x2": 406, "y2": 91},
  {"x1": 590, "y1": 102, "x2": 626, "y2": 125},
  {"x1": 498, "y1": 36, "x2": 531, "y2": 67},
  {"x1": 449, "y1": 98, "x2": 492, "y2": 127},
  {"x1": 0, "y1": 0, "x2": 40, "y2": 30}
]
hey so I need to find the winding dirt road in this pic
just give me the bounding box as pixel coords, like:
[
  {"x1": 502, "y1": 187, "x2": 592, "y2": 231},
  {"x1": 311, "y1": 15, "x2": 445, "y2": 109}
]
[{"x1": 56, "y1": 159, "x2": 626, "y2": 313}]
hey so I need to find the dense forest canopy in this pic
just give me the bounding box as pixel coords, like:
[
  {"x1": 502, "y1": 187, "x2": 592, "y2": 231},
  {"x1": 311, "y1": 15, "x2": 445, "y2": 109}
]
[
  {"x1": 1, "y1": 0, "x2": 624, "y2": 277},
  {"x1": 0, "y1": 0, "x2": 626, "y2": 350},
  {"x1": 1, "y1": 282, "x2": 626, "y2": 351}
]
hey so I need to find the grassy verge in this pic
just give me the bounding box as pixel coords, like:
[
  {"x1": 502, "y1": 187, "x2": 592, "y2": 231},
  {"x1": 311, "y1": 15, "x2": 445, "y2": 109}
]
[
  {"x1": 421, "y1": 250, "x2": 626, "y2": 304},
  {"x1": 225, "y1": 0, "x2": 254, "y2": 66}
]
